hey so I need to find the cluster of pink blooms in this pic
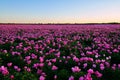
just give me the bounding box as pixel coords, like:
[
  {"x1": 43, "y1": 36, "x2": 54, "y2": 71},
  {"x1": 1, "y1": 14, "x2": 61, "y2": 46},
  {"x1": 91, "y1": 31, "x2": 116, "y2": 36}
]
[
  {"x1": 0, "y1": 66, "x2": 9, "y2": 76},
  {"x1": 0, "y1": 24, "x2": 120, "y2": 80}
]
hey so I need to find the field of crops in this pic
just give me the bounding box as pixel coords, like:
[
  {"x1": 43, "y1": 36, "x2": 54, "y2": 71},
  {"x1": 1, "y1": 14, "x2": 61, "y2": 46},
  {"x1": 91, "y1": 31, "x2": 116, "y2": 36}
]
[{"x1": 0, "y1": 24, "x2": 120, "y2": 80}]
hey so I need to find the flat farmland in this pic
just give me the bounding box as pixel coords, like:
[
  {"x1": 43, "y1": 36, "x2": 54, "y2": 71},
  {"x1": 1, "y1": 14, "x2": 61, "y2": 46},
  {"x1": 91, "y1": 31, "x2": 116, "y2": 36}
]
[{"x1": 0, "y1": 24, "x2": 120, "y2": 80}]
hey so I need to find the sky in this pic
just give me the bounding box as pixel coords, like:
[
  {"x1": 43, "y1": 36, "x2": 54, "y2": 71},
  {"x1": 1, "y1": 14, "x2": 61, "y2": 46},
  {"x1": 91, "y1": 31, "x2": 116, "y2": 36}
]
[{"x1": 0, "y1": 0, "x2": 120, "y2": 23}]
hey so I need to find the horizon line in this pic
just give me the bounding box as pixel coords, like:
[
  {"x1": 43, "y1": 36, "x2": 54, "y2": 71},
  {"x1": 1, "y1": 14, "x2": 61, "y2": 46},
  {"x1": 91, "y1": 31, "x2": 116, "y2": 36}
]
[{"x1": 0, "y1": 22, "x2": 120, "y2": 25}]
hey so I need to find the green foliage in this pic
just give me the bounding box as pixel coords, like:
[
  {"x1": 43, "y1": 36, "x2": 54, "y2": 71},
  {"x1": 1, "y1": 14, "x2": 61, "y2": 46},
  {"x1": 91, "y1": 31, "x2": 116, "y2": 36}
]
[
  {"x1": 60, "y1": 46, "x2": 71, "y2": 56},
  {"x1": 0, "y1": 42, "x2": 11, "y2": 51},
  {"x1": 102, "y1": 68, "x2": 120, "y2": 80},
  {"x1": 44, "y1": 53, "x2": 55, "y2": 60},
  {"x1": 110, "y1": 53, "x2": 120, "y2": 65},
  {"x1": 57, "y1": 69, "x2": 70, "y2": 80},
  {"x1": 65, "y1": 59, "x2": 77, "y2": 71},
  {"x1": 13, "y1": 72, "x2": 38, "y2": 80},
  {"x1": 28, "y1": 36, "x2": 44, "y2": 41},
  {"x1": 42, "y1": 63, "x2": 55, "y2": 80},
  {"x1": 72, "y1": 71, "x2": 85, "y2": 80},
  {"x1": 80, "y1": 39, "x2": 93, "y2": 47}
]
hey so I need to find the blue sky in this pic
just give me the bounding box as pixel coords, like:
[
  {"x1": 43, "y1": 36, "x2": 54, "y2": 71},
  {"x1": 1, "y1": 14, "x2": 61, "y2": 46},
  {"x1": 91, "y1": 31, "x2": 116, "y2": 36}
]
[{"x1": 0, "y1": 0, "x2": 120, "y2": 23}]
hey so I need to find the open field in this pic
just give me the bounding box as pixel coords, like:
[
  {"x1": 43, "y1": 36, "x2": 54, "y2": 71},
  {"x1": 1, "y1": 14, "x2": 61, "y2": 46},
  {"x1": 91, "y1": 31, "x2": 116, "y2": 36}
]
[{"x1": 0, "y1": 24, "x2": 120, "y2": 80}]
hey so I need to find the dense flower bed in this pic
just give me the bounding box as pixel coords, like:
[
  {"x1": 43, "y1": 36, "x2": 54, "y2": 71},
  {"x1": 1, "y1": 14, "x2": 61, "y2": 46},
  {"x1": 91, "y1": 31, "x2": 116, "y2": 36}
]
[{"x1": 0, "y1": 24, "x2": 120, "y2": 80}]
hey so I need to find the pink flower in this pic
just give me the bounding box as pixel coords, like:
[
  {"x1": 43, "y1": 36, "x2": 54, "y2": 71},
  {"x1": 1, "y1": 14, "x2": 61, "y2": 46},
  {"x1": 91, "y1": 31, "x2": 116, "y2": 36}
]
[
  {"x1": 26, "y1": 68, "x2": 31, "y2": 72},
  {"x1": 100, "y1": 63, "x2": 105, "y2": 70},
  {"x1": 14, "y1": 66, "x2": 18, "y2": 70},
  {"x1": 113, "y1": 49, "x2": 119, "y2": 53},
  {"x1": 17, "y1": 68, "x2": 21, "y2": 72},
  {"x1": 31, "y1": 53, "x2": 37, "y2": 59},
  {"x1": 27, "y1": 60, "x2": 31, "y2": 64},
  {"x1": 52, "y1": 65, "x2": 58, "y2": 70},
  {"x1": 48, "y1": 62, "x2": 52, "y2": 66},
  {"x1": 46, "y1": 39, "x2": 50, "y2": 44},
  {"x1": 88, "y1": 58, "x2": 93, "y2": 62},
  {"x1": 86, "y1": 51, "x2": 93, "y2": 55},
  {"x1": 95, "y1": 59, "x2": 101, "y2": 63},
  {"x1": 33, "y1": 63, "x2": 39, "y2": 69},
  {"x1": 69, "y1": 76, "x2": 74, "y2": 80},
  {"x1": 63, "y1": 41, "x2": 67, "y2": 45},
  {"x1": 41, "y1": 72, "x2": 46, "y2": 77},
  {"x1": 79, "y1": 76, "x2": 84, "y2": 80},
  {"x1": 39, "y1": 63, "x2": 44, "y2": 67},
  {"x1": 24, "y1": 47, "x2": 28, "y2": 52},
  {"x1": 73, "y1": 56, "x2": 79, "y2": 62},
  {"x1": 39, "y1": 76, "x2": 45, "y2": 80},
  {"x1": 7, "y1": 62, "x2": 12, "y2": 67},
  {"x1": 10, "y1": 75, "x2": 14, "y2": 79},
  {"x1": 51, "y1": 58, "x2": 56, "y2": 63},
  {"x1": 71, "y1": 66, "x2": 81, "y2": 73},
  {"x1": 112, "y1": 66, "x2": 116, "y2": 70},
  {"x1": 104, "y1": 44, "x2": 110, "y2": 49},
  {"x1": 39, "y1": 57, "x2": 44, "y2": 63},
  {"x1": 100, "y1": 66, "x2": 104, "y2": 70},
  {"x1": 85, "y1": 73, "x2": 92, "y2": 80},
  {"x1": 54, "y1": 75, "x2": 57, "y2": 79},
  {"x1": 55, "y1": 52, "x2": 60, "y2": 57},
  {"x1": 14, "y1": 66, "x2": 21, "y2": 72},
  {"x1": 83, "y1": 63, "x2": 87, "y2": 68},
  {"x1": 87, "y1": 69, "x2": 94, "y2": 74},
  {"x1": 25, "y1": 56, "x2": 31, "y2": 60},
  {"x1": 0, "y1": 66, "x2": 9, "y2": 76},
  {"x1": 92, "y1": 64, "x2": 96, "y2": 68},
  {"x1": 37, "y1": 69, "x2": 42, "y2": 75},
  {"x1": 105, "y1": 62, "x2": 110, "y2": 68},
  {"x1": 3, "y1": 50, "x2": 7, "y2": 53},
  {"x1": 118, "y1": 64, "x2": 120, "y2": 69},
  {"x1": 95, "y1": 71, "x2": 102, "y2": 78}
]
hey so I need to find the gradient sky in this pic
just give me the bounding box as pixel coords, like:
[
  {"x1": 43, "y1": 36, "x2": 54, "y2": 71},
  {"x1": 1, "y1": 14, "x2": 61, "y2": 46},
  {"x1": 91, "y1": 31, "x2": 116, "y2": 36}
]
[{"x1": 0, "y1": 0, "x2": 120, "y2": 23}]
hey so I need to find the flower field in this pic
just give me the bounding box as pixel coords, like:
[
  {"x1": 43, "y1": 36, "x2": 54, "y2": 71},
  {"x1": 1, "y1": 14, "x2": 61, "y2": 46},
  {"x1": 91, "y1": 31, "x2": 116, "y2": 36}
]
[{"x1": 0, "y1": 24, "x2": 120, "y2": 80}]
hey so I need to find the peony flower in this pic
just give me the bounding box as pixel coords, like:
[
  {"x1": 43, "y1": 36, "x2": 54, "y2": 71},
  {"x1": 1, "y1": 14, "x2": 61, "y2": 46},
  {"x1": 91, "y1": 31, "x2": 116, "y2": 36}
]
[
  {"x1": 54, "y1": 75, "x2": 57, "y2": 79},
  {"x1": 83, "y1": 63, "x2": 87, "y2": 68},
  {"x1": 69, "y1": 76, "x2": 74, "y2": 80},
  {"x1": 86, "y1": 51, "x2": 93, "y2": 55},
  {"x1": 31, "y1": 53, "x2": 37, "y2": 59},
  {"x1": 0, "y1": 66, "x2": 9, "y2": 76},
  {"x1": 39, "y1": 57, "x2": 44, "y2": 63},
  {"x1": 48, "y1": 62, "x2": 52, "y2": 66},
  {"x1": 118, "y1": 64, "x2": 120, "y2": 69},
  {"x1": 73, "y1": 56, "x2": 79, "y2": 62},
  {"x1": 71, "y1": 66, "x2": 81, "y2": 73},
  {"x1": 39, "y1": 63, "x2": 44, "y2": 67},
  {"x1": 37, "y1": 69, "x2": 42, "y2": 75},
  {"x1": 7, "y1": 62, "x2": 12, "y2": 67},
  {"x1": 100, "y1": 63, "x2": 105, "y2": 70},
  {"x1": 79, "y1": 76, "x2": 84, "y2": 80},
  {"x1": 39, "y1": 75, "x2": 45, "y2": 80},
  {"x1": 52, "y1": 65, "x2": 58, "y2": 70},
  {"x1": 51, "y1": 58, "x2": 56, "y2": 63},
  {"x1": 26, "y1": 68, "x2": 31, "y2": 72},
  {"x1": 14, "y1": 66, "x2": 18, "y2": 70},
  {"x1": 3, "y1": 50, "x2": 7, "y2": 53},
  {"x1": 95, "y1": 71, "x2": 102, "y2": 78},
  {"x1": 113, "y1": 49, "x2": 119, "y2": 53},
  {"x1": 10, "y1": 75, "x2": 14, "y2": 79},
  {"x1": 25, "y1": 56, "x2": 31, "y2": 61},
  {"x1": 27, "y1": 60, "x2": 31, "y2": 64},
  {"x1": 84, "y1": 73, "x2": 92, "y2": 80},
  {"x1": 92, "y1": 64, "x2": 96, "y2": 68},
  {"x1": 87, "y1": 69, "x2": 94, "y2": 74}
]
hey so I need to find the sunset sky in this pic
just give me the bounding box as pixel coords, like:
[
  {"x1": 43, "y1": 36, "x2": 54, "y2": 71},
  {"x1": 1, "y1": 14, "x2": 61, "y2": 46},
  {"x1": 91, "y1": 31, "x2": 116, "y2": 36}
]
[{"x1": 0, "y1": 0, "x2": 120, "y2": 23}]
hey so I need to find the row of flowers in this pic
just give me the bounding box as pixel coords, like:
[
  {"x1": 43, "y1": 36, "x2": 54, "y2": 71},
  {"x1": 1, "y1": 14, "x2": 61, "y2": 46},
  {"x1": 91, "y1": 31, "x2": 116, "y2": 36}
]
[{"x1": 0, "y1": 24, "x2": 120, "y2": 80}]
